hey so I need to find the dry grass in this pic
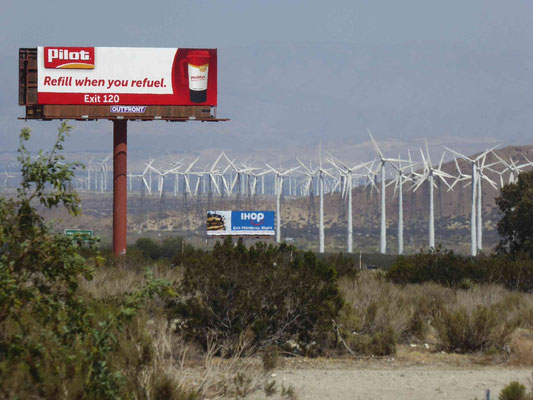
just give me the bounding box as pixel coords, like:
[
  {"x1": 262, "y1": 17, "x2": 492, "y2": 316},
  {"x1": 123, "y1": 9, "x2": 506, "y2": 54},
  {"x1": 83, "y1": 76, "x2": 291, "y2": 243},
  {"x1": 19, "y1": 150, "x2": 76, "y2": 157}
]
[
  {"x1": 147, "y1": 315, "x2": 273, "y2": 399},
  {"x1": 340, "y1": 273, "x2": 415, "y2": 336},
  {"x1": 81, "y1": 263, "x2": 183, "y2": 299},
  {"x1": 78, "y1": 265, "x2": 533, "y2": 398},
  {"x1": 339, "y1": 272, "x2": 533, "y2": 349},
  {"x1": 80, "y1": 263, "x2": 292, "y2": 398}
]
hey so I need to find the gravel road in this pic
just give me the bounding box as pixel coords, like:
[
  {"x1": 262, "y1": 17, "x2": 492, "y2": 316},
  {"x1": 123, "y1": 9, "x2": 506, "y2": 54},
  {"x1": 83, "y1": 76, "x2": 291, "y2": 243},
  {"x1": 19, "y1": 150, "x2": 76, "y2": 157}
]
[{"x1": 270, "y1": 365, "x2": 531, "y2": 400}]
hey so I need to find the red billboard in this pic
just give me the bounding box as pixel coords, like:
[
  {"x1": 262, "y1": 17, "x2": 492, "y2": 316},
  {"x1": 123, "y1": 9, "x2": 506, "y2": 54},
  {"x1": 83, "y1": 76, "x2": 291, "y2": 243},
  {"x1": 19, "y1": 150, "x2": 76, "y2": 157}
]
[{"x1": 37, "y1": 47, "x2": 217, "y2": 106}]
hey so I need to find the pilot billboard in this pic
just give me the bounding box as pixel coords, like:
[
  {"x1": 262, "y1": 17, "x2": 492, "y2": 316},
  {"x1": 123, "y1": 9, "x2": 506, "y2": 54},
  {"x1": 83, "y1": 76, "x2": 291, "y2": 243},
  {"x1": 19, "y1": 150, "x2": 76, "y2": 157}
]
[{"x1": 37, "y1": 47, "x2": 217, "y2": 106}]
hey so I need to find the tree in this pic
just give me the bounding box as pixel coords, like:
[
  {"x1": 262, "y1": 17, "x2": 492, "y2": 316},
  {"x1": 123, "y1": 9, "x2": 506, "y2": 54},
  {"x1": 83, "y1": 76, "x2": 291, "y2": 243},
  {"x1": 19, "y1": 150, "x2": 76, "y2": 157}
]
[
  {"x1": 0, "y1": 123, "x2": 173, "y2": 399},
  {"x1": 496, "y1": 170, "x2": 533, "y2": 257}
]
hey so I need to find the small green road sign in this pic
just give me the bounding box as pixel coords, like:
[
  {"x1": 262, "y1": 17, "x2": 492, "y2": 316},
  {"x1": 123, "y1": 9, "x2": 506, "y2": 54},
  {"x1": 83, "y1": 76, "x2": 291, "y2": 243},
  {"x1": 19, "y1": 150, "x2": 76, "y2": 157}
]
[{"x1": 64, "y1": 229, "x2": 94, "y2": 241}]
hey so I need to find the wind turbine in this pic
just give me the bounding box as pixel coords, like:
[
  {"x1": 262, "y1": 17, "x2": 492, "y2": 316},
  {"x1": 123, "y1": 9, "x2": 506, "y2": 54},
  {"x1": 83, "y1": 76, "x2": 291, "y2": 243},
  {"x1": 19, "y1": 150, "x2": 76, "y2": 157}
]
[
  {"x1": 298, "y1": 145, "x2": 335, "y2": 253},
  {"x1": 227, "y1": 160, "x2": 252, "y2": 203},
  {"x1": 265, "y1": 164, "x2": 299, "y2": 243},
  {"x1": 475, "y1": 154, "x2": 499, "y2": 252},
  {"x1": 444, "y1": 144, "x2": 500, "y2": 256},
  {"x1": 491, "y1": 153, "x2": 532, "y2": 184},
  {"x1": 145, "y1": 163, "x2": 170, "y2": 199},
  {"x1": 327, "y1": 157, "x2": 372, "y2": 253},
  {"x1": 3, "y1": 169, "x2": 15, "y2": 188},
  {"x1": 86, "y1": 157, "x2": 95, "y2": 191},
  {"x1": 101, "y1": 155, "x2": 110, "y2": 193},
  {"x1": 412, "y1": 143, "x2": 453, "y2": 249},
  {"x1": 368, "y1": 130, "x2": 402, "y2": 254},
  {"x1": 388, "y1": 155, "x2": 417, "y2": 255},
  {"x1": 179, "y1": 157, "x2": 200, "y2": 198},
  {"x1": 141, "y1": 160, "x2": 155, "y2": 195}
]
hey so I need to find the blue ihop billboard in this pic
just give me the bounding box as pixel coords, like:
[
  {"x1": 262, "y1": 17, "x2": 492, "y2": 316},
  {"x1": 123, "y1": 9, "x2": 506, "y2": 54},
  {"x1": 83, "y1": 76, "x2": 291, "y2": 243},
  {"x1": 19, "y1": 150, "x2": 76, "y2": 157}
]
[{"x1": 207, "y1": 211, "x2": 275, "y2": 236}]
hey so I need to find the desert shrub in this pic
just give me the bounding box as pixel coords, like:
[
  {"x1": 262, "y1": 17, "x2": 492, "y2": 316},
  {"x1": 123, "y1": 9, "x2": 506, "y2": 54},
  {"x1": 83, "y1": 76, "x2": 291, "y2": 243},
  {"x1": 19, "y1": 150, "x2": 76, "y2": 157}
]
[
  {"x1": 344, "y1": 326, "x2": 397, "y2": 356},
  {"x1": 484, "y1": 253, "x2": 533, "y2": 292},
  {"x1": 152, "y1": 372, "x2": 199, "y2": 400},
  {"x1": 336, "y1": 277, "x2": 402, "y2": 356},
  {"x1": 434, "y1": 303, "x2": 519, "y2": 353},
  {"x1": 387, "y1": 246, "x2": 481, "y2": 287},
  {"x1": 499, "y1": 381, "x2": 530, "y2": 400},
  {"x1": 325, "y1": 252, "x2": 359, "y2": 279},
  {"x1": 169, "y1": 238, "x2": 343, "y2": 354},
  {"x1": 387, "y1": 246, "x2": 533, "y2": 292},
  {"x1": 339, "y1": 273, "x2": 421, "y2": 343},
  {"x1": 339, "y1": 271, "x2": 532, "y2": 353},
  {"x1": 134, "y1": 235, "x2": 184, "y2": 261},
  {"x1": 262, "y1": 345, "x2": 281, "y2": 371}
]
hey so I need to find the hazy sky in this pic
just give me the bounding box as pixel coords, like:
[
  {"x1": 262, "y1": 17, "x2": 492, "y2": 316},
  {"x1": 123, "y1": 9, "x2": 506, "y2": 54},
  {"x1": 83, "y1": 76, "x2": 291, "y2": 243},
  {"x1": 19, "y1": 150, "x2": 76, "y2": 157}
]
[
  {"x1": 1, "y1": 0, "x2": 533, "y2": 157},
  {"x1": 3, "y1": 0, "x2": 532, "y2": 48}
]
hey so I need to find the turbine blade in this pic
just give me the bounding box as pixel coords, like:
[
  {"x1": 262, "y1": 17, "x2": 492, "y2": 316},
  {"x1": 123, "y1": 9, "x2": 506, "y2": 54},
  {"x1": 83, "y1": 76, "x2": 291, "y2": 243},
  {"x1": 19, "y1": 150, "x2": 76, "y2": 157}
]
[{"x1": 367, "y1": 129, "x2": 384, "y2": 159}]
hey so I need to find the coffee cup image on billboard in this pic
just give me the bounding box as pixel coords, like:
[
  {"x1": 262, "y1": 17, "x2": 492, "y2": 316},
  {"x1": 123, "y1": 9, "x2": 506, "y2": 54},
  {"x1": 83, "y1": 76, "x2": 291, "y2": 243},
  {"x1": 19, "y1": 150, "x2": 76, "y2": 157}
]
[
  {"x1": 207, "y1": 212, "x2": 225, "y2": 231},
  {"x1": 187, "y1": 51, "x2": 210, "y2": 103}
]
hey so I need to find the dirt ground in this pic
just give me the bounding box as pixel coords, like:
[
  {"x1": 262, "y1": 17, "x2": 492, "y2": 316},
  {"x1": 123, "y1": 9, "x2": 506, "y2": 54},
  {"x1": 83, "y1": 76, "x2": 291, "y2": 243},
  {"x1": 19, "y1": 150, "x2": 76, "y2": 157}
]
[
  {"x1": 270, "y1": 364, "x2": 530, "y2": 400},
  {"x1": 244, "y1": 346, "x2": 533, "y2": 400}
]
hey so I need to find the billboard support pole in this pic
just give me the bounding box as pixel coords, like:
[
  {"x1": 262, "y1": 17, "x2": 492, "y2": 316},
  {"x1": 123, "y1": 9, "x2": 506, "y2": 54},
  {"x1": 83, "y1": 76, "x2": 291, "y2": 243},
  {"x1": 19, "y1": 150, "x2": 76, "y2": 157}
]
[{"x1": 113, "y1": 120, "x2": 128, "y2": 257}]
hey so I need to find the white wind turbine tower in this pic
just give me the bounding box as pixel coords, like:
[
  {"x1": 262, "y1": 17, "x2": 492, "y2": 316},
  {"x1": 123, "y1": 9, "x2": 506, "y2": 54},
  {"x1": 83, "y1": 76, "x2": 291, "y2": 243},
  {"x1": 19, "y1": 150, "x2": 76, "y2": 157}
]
[
  {"x1": 205, "y1": 154, "x2": 223, "y2": 202},
  {"x1": 165, "y1": 153, "x2": 186, "y2": 196},
  {"x1": 127, "y1": 172, "x2": 134, "y2": 191},
  {"x1": 92, "y1": 158, "x2": 105, "y2": 194},
  {"x1": 474, "y1": 154, "x2": 500, "y2": 252},
  {"x1": 299, "y1": 146, "x2": 334, "y2": 253},
  {"x1": 412, "y1": 143, "x2": 453, "y2": 249},
  {"x1": 327, "y1": 157, "x2": 372, "y2": 253},
  {"x1": 93, "y1": 156, "x2": 111, "y2": 194},
  {"x1": 227, "y1": 161, "x2": 249, "y2": 200},
  {"x1": 101, "y1": 155, "x2": 110, "y2": 193},
  {"x1": 180, "y1": 158, "x2": 200, "y2": 198},
  {"x1": 239, "y1": 162, "x2": 262, "y2": 201},
  {"x1": 444, "y1": 144, "x2": 500, "y2": 256},
  {"x1": 86, "y1": 157, "x2": 95, "y2": 191},
  {"x1": 146, "y1": 163, "x2": 170, "y2": 198},
  {"x1": 388, "y1": 155, "x2": 417, "y2": 255},
  {"x1": 368, "y1": 130, "x2": 402, "y2": 254},
  {"x1": 247, "y1": 168, "x2": 270, "y2": 200},
  {"x1": 220, "y1": 164, "x2": 235, "y2": 197},
  {"x1": 265, "y1": 164, "x2": 299, "y2": 243}
]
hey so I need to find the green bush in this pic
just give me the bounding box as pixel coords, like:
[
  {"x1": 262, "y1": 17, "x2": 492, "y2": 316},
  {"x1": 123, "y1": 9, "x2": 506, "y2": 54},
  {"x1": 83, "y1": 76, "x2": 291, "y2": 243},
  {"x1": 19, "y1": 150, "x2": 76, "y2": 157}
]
[
  {"x1": 387, "y1": 246, "x2": 533, "y2": 292},
  {"x1": 434, "y1": 303, "x2": 518, "y2": 353},
  {"x1": 169, "y1": 238, "x2": 343, "y2": 354},
  {"x1": 344, "y1": 326, "x2": 397, "y2": 356},
  {"x1": 499, "y1": 381, "x2": 530, "y2": 400},
  {"x1": 387, "y1": 246, "x2": 480, "y2": 286}
]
